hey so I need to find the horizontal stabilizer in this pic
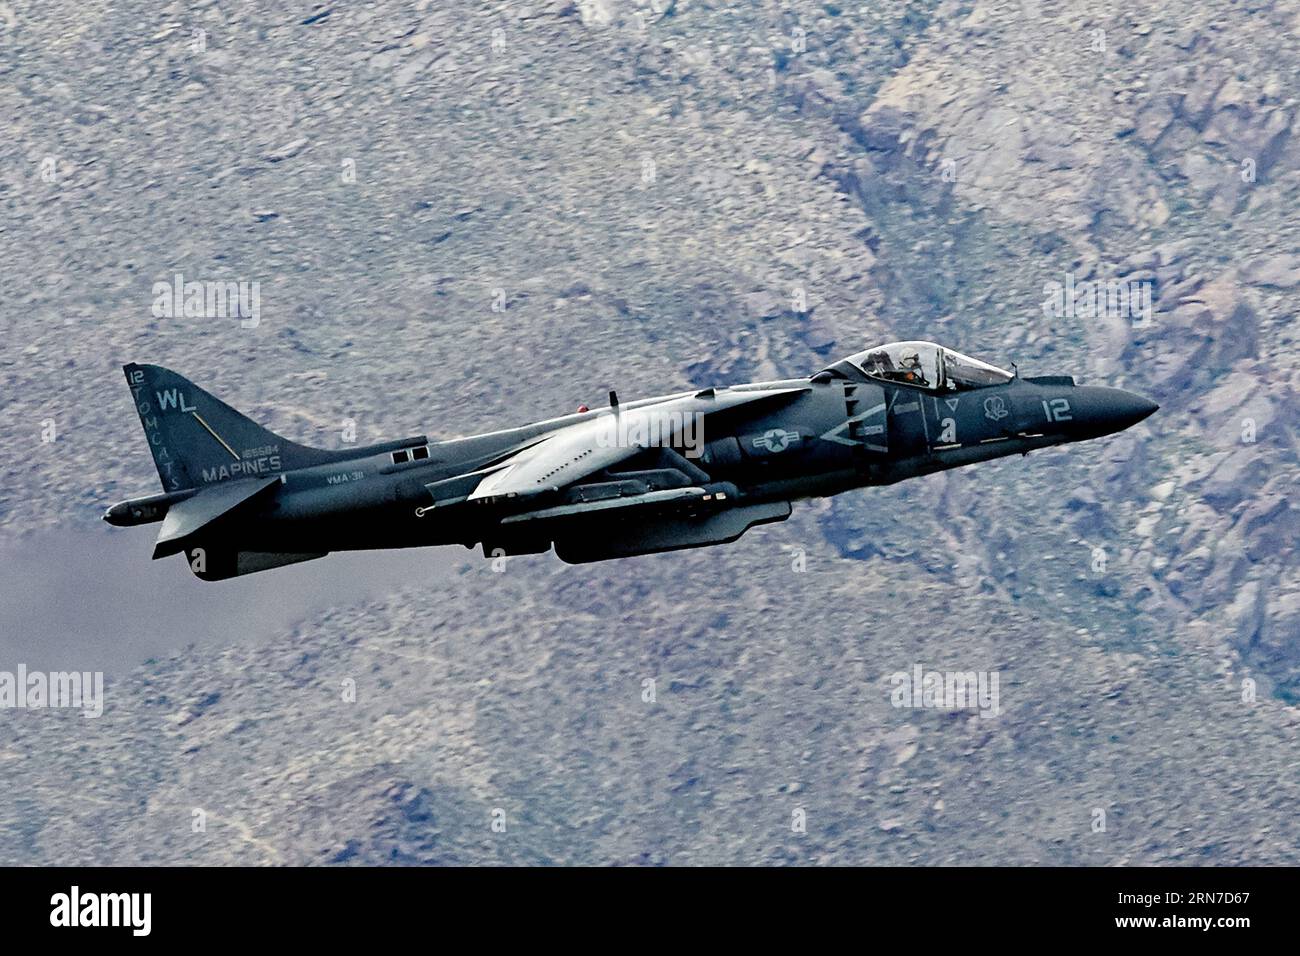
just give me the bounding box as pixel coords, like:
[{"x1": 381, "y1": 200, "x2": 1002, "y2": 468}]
[{"x1": 153, "y1": 477, "x2": 280, "y2": 559}]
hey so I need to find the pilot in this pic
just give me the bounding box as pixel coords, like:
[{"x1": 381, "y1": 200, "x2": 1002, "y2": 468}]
[
  {"x1": 898, "y1": 349, "x2": 927, "y2": 387},
  {"x1": 863, "y1": 349, "x2": 894, "y2": 376}
]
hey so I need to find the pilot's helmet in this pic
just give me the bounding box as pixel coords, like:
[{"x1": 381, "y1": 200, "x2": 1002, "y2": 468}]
[{"x1": 899, "y1": 349, "x2": 921, "y2": 369}]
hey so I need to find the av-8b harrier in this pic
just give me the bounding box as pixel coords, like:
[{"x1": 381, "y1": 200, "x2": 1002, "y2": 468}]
[{"x1": 105, "y1": 342, "x2": 1157, "y2": 580}]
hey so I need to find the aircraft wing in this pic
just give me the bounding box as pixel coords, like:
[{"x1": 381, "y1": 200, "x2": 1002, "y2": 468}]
[{"x1": 464, "y1": 386, "x2": 808, "y2": 503}]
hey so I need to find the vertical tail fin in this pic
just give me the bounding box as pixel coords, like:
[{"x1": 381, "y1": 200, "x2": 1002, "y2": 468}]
[{"x1": 123, "y1": 363, "x2": 333, "y2": 491}]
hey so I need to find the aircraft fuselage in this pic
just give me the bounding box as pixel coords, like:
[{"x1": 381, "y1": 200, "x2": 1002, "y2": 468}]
[{"x1": 106, "y1": 351, "x2": 1157, "y2": 579}]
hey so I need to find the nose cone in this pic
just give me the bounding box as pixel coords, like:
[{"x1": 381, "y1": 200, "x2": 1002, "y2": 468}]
[
  {"x1": 1113, "y1": 390, "x2": 1160, "y2": 429},
  {"x1": 1069, "y1": 386, "x2": 1159, "y2": 437}
]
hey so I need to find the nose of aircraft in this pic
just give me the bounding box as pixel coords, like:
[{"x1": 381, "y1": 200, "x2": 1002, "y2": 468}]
[{"x1": 1067, "y1": 386, "x2": 1159, "y2": 437}]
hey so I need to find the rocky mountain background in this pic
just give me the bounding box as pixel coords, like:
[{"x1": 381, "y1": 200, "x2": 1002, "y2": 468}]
[{"x1": 0, "y1": 0, "x2": 1297, "y2": 864}]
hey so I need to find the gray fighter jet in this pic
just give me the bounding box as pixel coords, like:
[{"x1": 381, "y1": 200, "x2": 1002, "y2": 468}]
[{"x1": 105, "y1": 342, "x2": 1157, "y2": 580}]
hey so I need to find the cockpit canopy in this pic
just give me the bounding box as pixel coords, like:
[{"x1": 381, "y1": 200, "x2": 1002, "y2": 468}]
[{"x1": 823, "y1": 341, "x2": 1014, "y2": 391}]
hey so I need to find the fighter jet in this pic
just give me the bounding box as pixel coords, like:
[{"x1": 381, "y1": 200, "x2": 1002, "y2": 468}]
[{"x1": 105, "y1": 342, "x2": 1157, "y2": 580}]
